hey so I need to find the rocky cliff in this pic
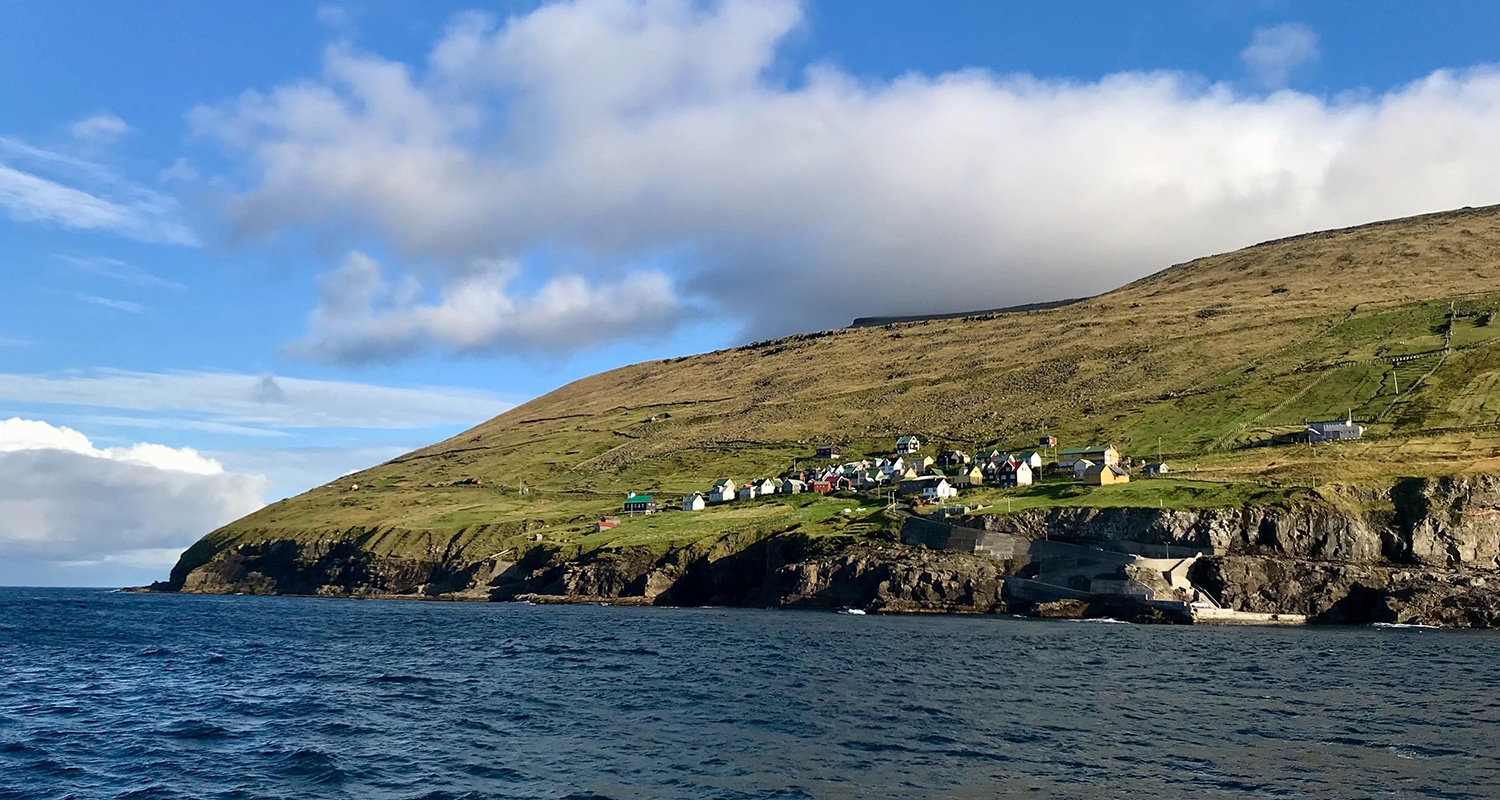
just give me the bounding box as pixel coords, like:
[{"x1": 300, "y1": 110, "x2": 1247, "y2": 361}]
[
  {"x1": 165, "y1": 475, "x2": 1500, "y2": 627},
  {"x1": 168, "y1": 529, "x2": 1021, "y2": 613},
  {"x1": 954, "y1": 474, "x2": 1500, "y2": 626}
]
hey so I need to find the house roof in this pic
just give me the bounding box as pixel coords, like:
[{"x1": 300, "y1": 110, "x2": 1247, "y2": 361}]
[
  {"x1": 1084, "y1": 463, "x2": 1130, "y2": 477},
  {"x1": 896, "y1": 435, "x2": 920, "y2": 444},
  {"x1": 625, "y1": 494, "x2": 654, "y2": 503},
  {"x1": 1061, "y1": 445, "x2": 1114, "y2": 456}
]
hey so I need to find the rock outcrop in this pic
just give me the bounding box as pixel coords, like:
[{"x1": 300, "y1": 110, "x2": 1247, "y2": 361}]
[{"x1": 950, "y1": 475, "x2": 1500, "y2": 627}]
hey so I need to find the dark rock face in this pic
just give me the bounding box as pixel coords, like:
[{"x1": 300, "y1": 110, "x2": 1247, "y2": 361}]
[{"x1": 177, "y1": 538, "x2": 514, "y2": 599}]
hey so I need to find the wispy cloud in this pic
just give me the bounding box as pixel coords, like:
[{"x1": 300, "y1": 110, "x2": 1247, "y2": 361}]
[
  {"x1": 69, "y1": 113, "x2": 132, "y2": 144},
  {"x1": 316, "y1": 3, "x2": 353, "y2": 30},
  {"x1": 0, "y1": 134, "x2": 198, "y2": 246},
  {"x1": 55, "y1": 254, "x2": 187, "y2": 291},
  {"x1": 0, "y1": 369, "x2": 514, "y2": 430},
  {"x1": 157, "y1": 157, "x2": 198, "y2": 184},
  {"x1": 78, "y1": 294, "x2": 145, "y2": 313},
  {"x1": 1241, "y1": 23, "x2": 1319, "y2": 90},
  {"x1": 0, "y1": 337, "x2": 26, "y2": 349},
  {"x1": 70, "y1": 414, "x2": 291, "y2": 438}
]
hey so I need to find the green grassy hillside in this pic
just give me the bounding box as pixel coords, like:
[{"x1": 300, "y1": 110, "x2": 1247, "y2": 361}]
[{"x1": 173, "y1": 204, "x2": 1500, "y2": 579}]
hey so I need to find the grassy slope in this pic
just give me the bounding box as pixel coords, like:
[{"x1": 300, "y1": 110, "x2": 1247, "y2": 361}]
[{"x1": 177, "y1": 205, "x2": 1500, "y2": 575}]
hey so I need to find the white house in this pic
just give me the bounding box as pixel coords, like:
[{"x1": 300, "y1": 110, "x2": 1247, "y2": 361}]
[
  {"x1": 921, "y1": 478, "x2": 958, "y2": 502},
  {"x1": 709, "y1": 479, "x2": 737, "y2": 504},
  {"x1": 1072, "y1": 458, "x2": 1096, "y2": 479},
  {"x1": 738, "y1": 483, "x2": 759, "y2": 501},
  {"x1": 998, "y1": 460, "x2": 1033, "y2": 487},
  {"x1": 682, "y1": 493, "x2": 706, "y2": 511},
  {"x1": 753, "y1": 478, "x2": 778, "y2": 495},
  {"x1": 896, "y1": 435, "x2": 923, "y2": 454},
  {"x1": 1021, "y1": 451, "x2": 1044, "y2": 469},
  {"x1": 779, "y1": 479, "x2": 806, "y2": 494}
]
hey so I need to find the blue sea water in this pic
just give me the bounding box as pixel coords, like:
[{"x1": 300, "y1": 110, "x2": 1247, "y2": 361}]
[{"x1": 1, "y1": 589, "x2": 1498, "y2": 799}]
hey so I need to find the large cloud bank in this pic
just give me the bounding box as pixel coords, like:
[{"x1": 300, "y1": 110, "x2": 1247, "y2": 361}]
[
  {"x1": 196, "y1": 0, "x2": 1500, "y2": 359},
  {"x1": 0, "y1": 418, "x2": 266, "y2": 569}
]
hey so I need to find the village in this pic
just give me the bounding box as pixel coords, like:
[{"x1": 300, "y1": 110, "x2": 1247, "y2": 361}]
[
  {"x1": 604, "y1": 415, "x2": 1366, "y2": 528},
  {"x1": 605, "y1": 434, "x2": 1153, "y2": 526}
]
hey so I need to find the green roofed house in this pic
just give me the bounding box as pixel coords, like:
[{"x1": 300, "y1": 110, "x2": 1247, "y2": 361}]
[
  {"x1": 1059, "y1": 445, "x2": 1120, "y2": 468},
  {"x1": 624, "y1": 493, "x2": 657, "y2": 514},
  {"x1": 896, "y1": 435, "x2": 923, "y2": 454}
]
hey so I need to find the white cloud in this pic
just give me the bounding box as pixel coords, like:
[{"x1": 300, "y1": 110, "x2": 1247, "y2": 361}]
[
  {"x1": 194, "y1": 0, "x2": 1500, "y2": 351},
  {"x1": 0, "y1": 136, "x2": 198, "y2": 245},
  {"x1": 0, "y1": 369, "x2": 512, "y2": 429},
  {"x1": 70, "y1": 113, "x2": 132, "y2": 143},
  {"x1": 78, "y1": 294, "x2": 145, "y2": 313},
  {"x1": 286, "y1": 251, "x2": 685, "y2": 361},
  {"x1": 1241, "y1": 23, "x2": 1319, "y2": 90},
  {"x1": 0, "y1": 418, "x2": 266, "y2": 564}
]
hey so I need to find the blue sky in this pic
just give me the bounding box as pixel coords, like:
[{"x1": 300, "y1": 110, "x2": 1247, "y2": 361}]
[{"x1": 4, "y1": 0, "x2": 1500, "y2": 587}]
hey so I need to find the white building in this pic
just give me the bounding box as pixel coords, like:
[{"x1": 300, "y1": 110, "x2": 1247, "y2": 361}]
[
  {"x1": 682, "y1": 493, "x2": 706, "y2": 511},
  {"x1": 709, "y1": 479, "x2": 737, "y2": 504},
  {"x1": 921, "y1": 478, "x2": 958, "y2": 502},
  {"x1": 1309, "y1": 417, "x2": 1365, "y2": 441},
  {"x1": 1072, "y1": 459, "x2": 1096, "y2": 479}
]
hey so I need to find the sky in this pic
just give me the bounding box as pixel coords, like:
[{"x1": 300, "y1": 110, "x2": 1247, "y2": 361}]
[{"x1": 4, "y1": 0, "x2": 1500, "y2": 587}]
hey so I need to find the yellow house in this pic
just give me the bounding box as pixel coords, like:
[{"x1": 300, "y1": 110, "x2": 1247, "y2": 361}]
[{"x1": 1083, "y1": 463, "x2": 1131, "y2": 486}]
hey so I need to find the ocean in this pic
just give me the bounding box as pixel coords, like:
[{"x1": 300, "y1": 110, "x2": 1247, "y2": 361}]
[{"x1": 1, "y1": 588, "x2": 1497, "y2": 799}]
